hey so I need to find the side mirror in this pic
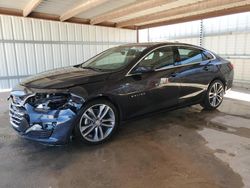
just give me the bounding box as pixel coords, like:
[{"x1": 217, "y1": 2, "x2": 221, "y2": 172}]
[{"x1": 132, "y1": 66, "x2": 154, "y2": 74}]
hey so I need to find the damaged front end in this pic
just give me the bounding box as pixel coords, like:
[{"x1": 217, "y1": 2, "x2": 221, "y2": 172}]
[{"x1": 9, "y1": 86, "x2": 84, "y2": 145}]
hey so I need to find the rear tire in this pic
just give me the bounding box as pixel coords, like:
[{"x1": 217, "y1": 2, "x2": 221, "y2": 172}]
[
  {"x1": 201, "y1": 80, "x2": 225, "y2": 110},
  {"x1": 75, "y1": 99, "x2": 119, "y2": 145}
]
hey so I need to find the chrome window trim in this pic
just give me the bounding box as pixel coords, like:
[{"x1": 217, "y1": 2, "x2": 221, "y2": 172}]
[
  {"x1": 126, "y1": 44, "x2": 216, "y2": 77},
  {"x1": 155, "y1": 61, "x2": 201, "y2": 72}
]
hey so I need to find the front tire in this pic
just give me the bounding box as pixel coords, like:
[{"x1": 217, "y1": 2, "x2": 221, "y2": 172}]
[
  {"x1": 201, "y1": 80, "x2": 225, "y2": 110},
  {"x1": 76, "y1": 99, "x2": 118, "y2": 145}
]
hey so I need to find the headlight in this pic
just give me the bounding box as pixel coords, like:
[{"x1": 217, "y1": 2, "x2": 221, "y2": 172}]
[
  {"x1": 32, "y1": 93, "x2": 69, "y2": 110},
  {"x1": 27, "y1": 93, "x2": 84, "y2": 111}
]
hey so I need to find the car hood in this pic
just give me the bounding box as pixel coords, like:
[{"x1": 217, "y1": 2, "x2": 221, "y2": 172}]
[{"x1": 21, "y1": 66, "x2": 109, "y2": 89}]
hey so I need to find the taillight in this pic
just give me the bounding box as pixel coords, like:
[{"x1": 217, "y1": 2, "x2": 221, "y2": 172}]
[{"x1": 228, "y1": 62, "x2": 234, "y2": 70}]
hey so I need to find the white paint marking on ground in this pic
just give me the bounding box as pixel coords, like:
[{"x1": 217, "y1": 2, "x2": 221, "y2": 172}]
[
  {"x1": 211, "y1": 115, "x2": 250, "y2": 129},
  {"x1": 0, "y1": 89, "x2": 11, "y2": 93},
  {"x1": 199, "y1": 128, "x2": 250, "y2": 188},
  {"x1": 225, "y1": 90, "x2": 250, "y2": 102}
]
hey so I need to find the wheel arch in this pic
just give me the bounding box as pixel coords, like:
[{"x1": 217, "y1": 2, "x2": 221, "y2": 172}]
[
  {"x1": 71, "y1": 94, "x2": 122, "y2": 141},
  {"x1": 201, "y1": 77, "x2": 226, "y2": 102},
  {"x1": 201, "y1": 76, "x2": 225, "y2": 110},
  {"x1": 84, "y1": 94, "x2": 123, "y2": 122},
  {"x1": 209, "y1": 76, "x2": 226, "y2": 89}
]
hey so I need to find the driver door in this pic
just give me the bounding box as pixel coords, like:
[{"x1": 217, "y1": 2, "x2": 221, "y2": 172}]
[{"x1": 118, "y1": 46, "x2": 181, "y2": 119}]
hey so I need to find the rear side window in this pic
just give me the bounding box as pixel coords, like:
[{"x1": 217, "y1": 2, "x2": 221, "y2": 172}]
[{"x1": 176, "y1": 47, "x2": 203, "y2": 65}]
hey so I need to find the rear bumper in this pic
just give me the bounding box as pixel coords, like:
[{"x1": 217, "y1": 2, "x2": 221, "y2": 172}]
[
  {"x1": 9, "y1": 103, "x2": 78, "y2": 145},
  {"x1": 226, "y1": 79, "x2": 233, "y2": 90},
  {"x1": 225, "y1": 68, "x2": 234, "y2": 90}
]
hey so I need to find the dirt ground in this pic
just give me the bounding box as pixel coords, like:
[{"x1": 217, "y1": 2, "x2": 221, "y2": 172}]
[{"x1": 0, "y1": 88, "x2": 250, "y2": 188}]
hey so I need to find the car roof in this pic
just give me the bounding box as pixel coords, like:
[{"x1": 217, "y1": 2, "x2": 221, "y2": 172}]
[{"x1": 121, "y1": 42, "x2": 205, "y2": 50}]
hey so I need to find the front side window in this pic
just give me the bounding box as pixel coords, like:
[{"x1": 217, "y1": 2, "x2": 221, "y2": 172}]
[
  {"x1": 136, "y1": 47, "x2": 175, "y2": 71},
  {"x1": 81, "y1": 46, "x2": 146, "y2": 71},
  {"x1": 176, "y1": 47, "x2": 203, "y2": 65}
]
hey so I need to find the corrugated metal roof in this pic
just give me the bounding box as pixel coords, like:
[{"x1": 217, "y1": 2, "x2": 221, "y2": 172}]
[
  {"x1": 111, "y1": 0, "x2": 202, "y2": 23},
  {"x1": 77, "y1": 0, "x2": 138, "y2": 19},
  {"x1": 136, "y1": 0, "x2": 250, "y2": 26},
  {"x1": 0, "y1": 0, "x2": 249, "y2": 29},
  {"x1": 0, "y1": 0, "x2": 31, "y2": 10},
  {"x1": 35, "y1": 0, "x2": 86, "y2": 15}
]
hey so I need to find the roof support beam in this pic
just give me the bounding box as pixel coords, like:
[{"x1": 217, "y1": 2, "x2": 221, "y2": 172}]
[
  {"x1": 23, "y1": 0, "x2": 42, "y2": 17},
  {"x1": 0, "y1": 7, "x2": 22, "y2": 16},
  {"x1": 138, "y1": 4, "x2": 250, "y2": 29},
  {"x1": 60, "y1": 0, "x2": 109, "y2": 22},
  {"x1": 90, "y1": 0, "x2": 176, "y2": 25},
  {"x1": 0, "y1": 7, "x2": 135, "y2": 30},
  {"x1": 117, "y1": 0, "x2": 249, "y2": 28}
]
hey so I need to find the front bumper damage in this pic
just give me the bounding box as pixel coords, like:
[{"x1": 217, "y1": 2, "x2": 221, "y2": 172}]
[{"x1": 9, "y1": 87, "x2": 84, "y2": 145}]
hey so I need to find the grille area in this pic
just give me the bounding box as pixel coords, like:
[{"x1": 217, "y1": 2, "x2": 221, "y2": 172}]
[
  {"x1": 26, "y1": 130, "x2": 53, "y2": 139},
  {"x1": 9, "y1": 101, "x2": 29, "y2": 132},
  {"x1": 9, "y1": 94, "x2": 54, "y2": 139}
]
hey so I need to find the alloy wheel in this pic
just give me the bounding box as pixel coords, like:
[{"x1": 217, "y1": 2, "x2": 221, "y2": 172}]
[
  {"x1": 79, "y1": 104, "x2": 115, "y2": 142},
  {"x1": 208, "y1": 82, "x2": 224, "y2": 107}
]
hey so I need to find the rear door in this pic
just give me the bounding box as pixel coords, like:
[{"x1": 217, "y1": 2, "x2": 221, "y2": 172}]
[{"x1": 172, "y1": 46, "x2": 215, "y2": 104}]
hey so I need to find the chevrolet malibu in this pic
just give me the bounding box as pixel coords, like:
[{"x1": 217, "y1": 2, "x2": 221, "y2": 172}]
[{"x1": 9, "y1": 42, "x2": 234, "y2": 145}]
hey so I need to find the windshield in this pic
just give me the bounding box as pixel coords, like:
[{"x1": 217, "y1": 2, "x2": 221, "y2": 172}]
[{"x1": 81, "y1": 46, "x2": 147, "y2": 71}]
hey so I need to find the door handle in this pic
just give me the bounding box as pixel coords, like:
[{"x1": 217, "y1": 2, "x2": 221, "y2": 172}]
[
  {"x1": 131, "y1": 74, "x2": 142, "y2": 80},
  {"x1": 170, "y1": 72, "x2": 178, "y2": 77},
  {"x1": 203, "y1": 66, "x2": 209, "y2": 71}
]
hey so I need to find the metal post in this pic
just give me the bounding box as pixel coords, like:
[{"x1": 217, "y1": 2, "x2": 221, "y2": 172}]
[
  {"x1": 147, "y1": 28, "x2": 150, "y2": 42},
  {"x1": 136, "y1": 28, "x2": 139, "y2": 43},
  {"x1": 200, "y1": 19, "x2": 204, "y2": 47}
]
